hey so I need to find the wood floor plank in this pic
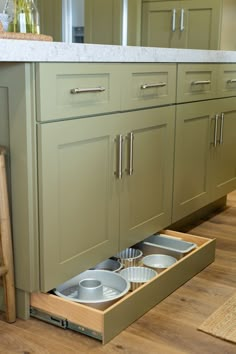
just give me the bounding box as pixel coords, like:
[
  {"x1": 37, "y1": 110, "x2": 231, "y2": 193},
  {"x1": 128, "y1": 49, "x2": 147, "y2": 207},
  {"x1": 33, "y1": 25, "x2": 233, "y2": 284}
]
[{"x1": 0, "y1": 190, "x2": 236, "y2": 353}]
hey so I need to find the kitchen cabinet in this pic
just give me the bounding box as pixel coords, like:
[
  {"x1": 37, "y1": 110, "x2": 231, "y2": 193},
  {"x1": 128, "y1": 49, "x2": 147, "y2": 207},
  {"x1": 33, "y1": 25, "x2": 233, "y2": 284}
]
[
  {"x1": 38, "y1": 106, "x2": 175, "y2": 291},
  {"x1": 142, "y1": 0, "x2": 236, "y2": 50},
  {"x1": 37, "y1": 114, "x2": 120, "y2": 292},
  {"x1": 85, "y1": 0, "x2": 142, "y2": 46},
  {"x1": 0, "y1": 60, "x2": 235, "y2": 329},
  {"x1": 119, "y1": 106, "x2": 175, "y2": 250},
  {"x1": 210, "y1": 97, "x2": 236, "y2": 200},
  {"x1": 172, "y1": 97, "x2": 236, "y2": 222}
]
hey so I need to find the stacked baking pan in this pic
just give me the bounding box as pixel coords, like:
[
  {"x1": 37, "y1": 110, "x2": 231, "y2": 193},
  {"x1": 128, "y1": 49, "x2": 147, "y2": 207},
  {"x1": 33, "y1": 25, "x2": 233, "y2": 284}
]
[{"x1": 54, "y1": 233, "x2": 197, "y2": 308}]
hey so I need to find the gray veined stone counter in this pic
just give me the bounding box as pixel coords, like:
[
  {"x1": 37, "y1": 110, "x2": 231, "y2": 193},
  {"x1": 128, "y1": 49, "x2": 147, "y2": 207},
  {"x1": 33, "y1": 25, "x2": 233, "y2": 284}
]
[{"x1": 1, "y1": 39, "x2": 236, "y2": 63}]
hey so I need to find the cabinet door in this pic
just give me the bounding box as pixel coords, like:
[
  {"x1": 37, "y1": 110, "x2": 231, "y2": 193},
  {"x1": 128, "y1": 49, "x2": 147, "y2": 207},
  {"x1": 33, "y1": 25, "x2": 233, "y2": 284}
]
[
  {"x1": 182, "y1": 0, "x2": 221, "y2": 50},
  {"x1": 142, "y1": 1, "x2": 183, "y2": 48},
  {"x1": 210, "y1": 98, "x2": 236, "y2": 199},
  {"x1": 85, "y1": 0, "x2": 122, "y2": 44},
  {"x1": 37, "y1": 115, "x2": 119, "y2": 292},
  {"x1": 172, "y1": 101, "x2": 213, "y2": 222},
  {"x1": 142, "y1": 0, "x2": 221, "y2": 50},
  {"x1": 120, "y1": 106, "x2": 175, "y2": 249}
]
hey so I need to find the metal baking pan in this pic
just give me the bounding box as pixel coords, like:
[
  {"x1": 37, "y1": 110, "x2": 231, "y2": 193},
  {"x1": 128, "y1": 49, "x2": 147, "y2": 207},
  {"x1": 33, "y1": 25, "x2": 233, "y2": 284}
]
[{"x1": 136, "y1": 234, "x2": 197, "y2": 259}]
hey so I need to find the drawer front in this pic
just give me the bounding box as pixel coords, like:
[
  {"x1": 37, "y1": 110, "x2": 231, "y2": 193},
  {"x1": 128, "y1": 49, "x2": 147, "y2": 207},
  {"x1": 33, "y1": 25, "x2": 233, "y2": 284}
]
[
  {"x1": 36, "y1": 63, "x2": 121, "y2": 122},
  {"x1": 31, "y1": 230, "x2": 215, "y2": 344},
  {"x1": 121, "y1": 64, "x2": 177, "y2": 110},
  {"x1": 177, "y1": 64, "x2": 218, "y2": 103},
  {"x1": 217, "y1": 64, "x2": 236, "y2": 98}
]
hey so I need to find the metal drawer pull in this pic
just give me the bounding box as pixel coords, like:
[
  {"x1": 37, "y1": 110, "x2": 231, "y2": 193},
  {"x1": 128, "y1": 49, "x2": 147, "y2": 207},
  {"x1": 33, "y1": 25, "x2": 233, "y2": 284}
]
[
  {"x1": 180, "y1": 8, "x2": 185, "y2": 32},
  {"x1": 127, "y1": 132, "x2": 134, "y2": 176},
  {"x1": 219, "y1": 113, "x2": 224, "y2": 145},
  {"x1": 191, "y1": 80, "x2": 211, "y2": 85},
  {"x1": 115, "y1": 135, "x2": 123, "y2": 179},
  {"x1": 172, "y1": 9, "x2": 176, "y2": 32},
  {"x1": 212, "y1": 114, "x2": 219, "y2": 148},
  {"x1": 70, "y1": 87, "x2": 106, "y2": 94},
  {"x1": 227, "y1": 79, "x2": 236, "y2": 83},
  {"x1": 141, "y1": 82, "x2": 167, "y2": 89}
]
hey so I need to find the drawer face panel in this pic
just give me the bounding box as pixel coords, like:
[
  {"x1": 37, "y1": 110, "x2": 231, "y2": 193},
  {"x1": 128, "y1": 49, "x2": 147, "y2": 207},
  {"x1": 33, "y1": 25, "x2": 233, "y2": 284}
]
[
  {"x1": 121, "y1": 64, "x2": 176, "y2": 110},
  {"x1": 177, "y1": 64, "x2": 218, "y2": 103},
  {"x1": 218, "y1": 64, "x2": 236, "y2": 98},
  {"x1": 31, "y1": 230, "x2": 215, "y2": 344},
  {"x1": 36, "y1": 63, "x2": 121, "y2": 121}
]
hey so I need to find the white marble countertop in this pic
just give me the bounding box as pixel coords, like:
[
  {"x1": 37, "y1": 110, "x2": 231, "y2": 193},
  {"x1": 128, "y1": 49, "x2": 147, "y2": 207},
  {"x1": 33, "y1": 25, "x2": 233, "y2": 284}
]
[{"x1": 1, "y1": 39, "x2": 236, "y2": 63}]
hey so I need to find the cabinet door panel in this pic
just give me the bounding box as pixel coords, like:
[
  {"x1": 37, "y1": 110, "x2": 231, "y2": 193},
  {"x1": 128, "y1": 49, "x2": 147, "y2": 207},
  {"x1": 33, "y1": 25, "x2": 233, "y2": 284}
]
[
  {"x1": 120, "y1": 106, "x2": 175, "y2": 249},
  {"x1": 173, "y1": 101, "x2": 212, "y2": 222},
  {"x1": 142, "y1": 1, "x2": 182, "y2": 48},
  {"x1": 183, "y1": 0, "x2": 221, "y2": 50},
  {"x1": 211, "y1": 98, "x2": 236, "y2": 198},
  {"x1": 38, "y1": 115, "x2": 119, "y2": 292}
]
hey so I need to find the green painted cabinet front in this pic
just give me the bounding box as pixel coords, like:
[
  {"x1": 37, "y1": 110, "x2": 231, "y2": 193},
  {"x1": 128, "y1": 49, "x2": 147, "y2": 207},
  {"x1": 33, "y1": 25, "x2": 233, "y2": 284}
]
[
  {"x1": 210, "y1": 98, "x2": 236, "y2": 200},
  {"x1": 142, "y1": 0, "x2": 221, "y2": 50},
  {"x1": 37, "y1": 106, "x2": 175, "y2": 291},
  {"x1": 172, "y1": 101, "x2": 212, "y2": 222},
  {"x1": 37, "y1": 114, "x2": 120, "y2": 292},
  {"x1": 173, "y1": 97, "x2": 236, "y2": 222},
  {"x1": 120, "y1": 106, "x2": 175, "y2": 249}
]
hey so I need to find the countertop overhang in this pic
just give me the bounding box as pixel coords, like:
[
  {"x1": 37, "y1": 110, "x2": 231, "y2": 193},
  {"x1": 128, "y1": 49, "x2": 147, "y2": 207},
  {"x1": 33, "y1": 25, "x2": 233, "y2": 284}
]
[{"x1": 1, "y1": 39, "x2": 236, "y2": 63}]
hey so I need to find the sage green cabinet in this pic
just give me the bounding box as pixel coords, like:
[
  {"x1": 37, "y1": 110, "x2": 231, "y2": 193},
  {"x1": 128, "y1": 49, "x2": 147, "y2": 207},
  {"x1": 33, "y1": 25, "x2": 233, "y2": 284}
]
[
  {"x1": 142, "y1": 0, "x2": 221, "y2": 50},
  {"x1": 119, "y1": 106, "x2": 175, "y2": 249},
  {"x1": 37, "y1": 114, "x2": 120, "y2": 292},
  {"x1": 38, "y1": 105, "x2": 175, "y2": 291},
  {"x1": 85, "y1": 0, "x2": 142, "y2": 46},
  {"x1": 211, "y1": 98, "x2": 236, "y2": 200},
  {"x1": 172, "y1": 97, "x2": 236, "y2": 222}
]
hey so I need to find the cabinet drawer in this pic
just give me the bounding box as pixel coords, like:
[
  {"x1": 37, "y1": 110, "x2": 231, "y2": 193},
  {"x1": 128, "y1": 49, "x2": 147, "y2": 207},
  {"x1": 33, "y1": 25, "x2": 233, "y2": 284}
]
[
  {"x1": 217, "y1": 64, "x2": 236, "y2": 98},
  {"x1": 36, "y1": 63, "x2": 121, "y2": 122},
  {"x1": 121, "y1": 64, "x2": 176, "y2": 110},
  {"x1": 177, "y1": 64, "x2": 218, "y2": 103},
  {"x1": 30, "y1": 230, "x2": 215, "y2": 344}
]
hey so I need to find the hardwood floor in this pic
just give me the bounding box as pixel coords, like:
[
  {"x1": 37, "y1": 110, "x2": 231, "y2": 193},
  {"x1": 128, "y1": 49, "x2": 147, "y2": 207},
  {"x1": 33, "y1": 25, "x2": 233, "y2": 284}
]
[{"x1": 1, "y1": 192, "x2": 236, "y2": 353}]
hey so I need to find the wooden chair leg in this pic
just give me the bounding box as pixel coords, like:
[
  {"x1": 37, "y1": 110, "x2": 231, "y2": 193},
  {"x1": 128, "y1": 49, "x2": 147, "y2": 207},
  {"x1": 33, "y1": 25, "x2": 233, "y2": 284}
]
[{"x1": 0, "y1": 148, "x2": 16, "y2": 323}]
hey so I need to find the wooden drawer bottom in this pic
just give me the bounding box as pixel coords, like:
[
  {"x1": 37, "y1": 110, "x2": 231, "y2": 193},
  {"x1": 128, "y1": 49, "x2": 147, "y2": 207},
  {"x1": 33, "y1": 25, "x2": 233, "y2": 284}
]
[{"x1": 30, "y1": 230, "x2": 215, "y2": 344}]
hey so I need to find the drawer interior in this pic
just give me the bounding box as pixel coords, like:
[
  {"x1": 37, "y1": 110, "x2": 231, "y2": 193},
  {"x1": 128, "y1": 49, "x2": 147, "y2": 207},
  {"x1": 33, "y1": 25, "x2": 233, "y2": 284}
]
[{"x1": 30, "y1": 230, "x2": 215, "y2": 344}]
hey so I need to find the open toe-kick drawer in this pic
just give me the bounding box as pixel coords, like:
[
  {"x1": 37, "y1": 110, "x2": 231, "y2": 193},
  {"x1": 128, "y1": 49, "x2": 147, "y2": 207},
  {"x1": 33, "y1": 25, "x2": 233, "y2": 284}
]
[{"x1": 30, "y1": 230, "x2": 215, "y2": 344}]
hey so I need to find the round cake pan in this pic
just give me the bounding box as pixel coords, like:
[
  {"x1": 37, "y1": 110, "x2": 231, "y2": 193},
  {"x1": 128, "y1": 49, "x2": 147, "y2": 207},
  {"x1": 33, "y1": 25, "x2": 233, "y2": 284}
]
[
  {"x1": 90, "y1": 258, "x2": 123, "y2": 272},
  {"x1": 142, "y1": 254, "x2": 177, "y2": 271},
  {"x1": 120, "y1": 266, "x2": 157, "y2": 291},
  {"x1": 115, "y1": 248, "x2": 143, "y2": 267},
  {"x1": 54, "y1": 270, "x2": 130, "y2": 309}
]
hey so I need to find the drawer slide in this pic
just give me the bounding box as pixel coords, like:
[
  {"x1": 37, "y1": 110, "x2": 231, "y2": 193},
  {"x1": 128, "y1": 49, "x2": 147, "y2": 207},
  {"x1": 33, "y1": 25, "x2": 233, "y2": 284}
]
[{"x1": 30, "y1": 306, "x2": 102, "y2": 341}]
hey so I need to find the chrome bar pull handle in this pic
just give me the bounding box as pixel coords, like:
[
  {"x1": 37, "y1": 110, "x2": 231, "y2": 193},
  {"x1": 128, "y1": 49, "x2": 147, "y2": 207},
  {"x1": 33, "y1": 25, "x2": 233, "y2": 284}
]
[
  {"x1": 191, "y1": 80, "x2": 211, "y2": 86},
  {"x1": 212, "y1": 114, "x2": 219, "y2": 148},
  {"x1": 141, "y1": 82, "x2": 167, "y2": 89},
  {"x1": 127, "y1": 132, "x2": 134, "y2": 176},
  {"x1": 172, "y1": 9, "x2": 176, "y2": 32},
  {"x1": 227, "y1": 79, "x2": 236, "y2": 84},
  {"x1": 115, "y1": 135, "x2": 123, "y2": 179},
  {"x1": 180, "y1": 8, "x2": 185, "y2": 32},
  {"x1": 70, "y1": 87, "x2": 106, "y2": 94},
  {"x1": 219, "y1": 113, "x2": 224, "y2": 145}
]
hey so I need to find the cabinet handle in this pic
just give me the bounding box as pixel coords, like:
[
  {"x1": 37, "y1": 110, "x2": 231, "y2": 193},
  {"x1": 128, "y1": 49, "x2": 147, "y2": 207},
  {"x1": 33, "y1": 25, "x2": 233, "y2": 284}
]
[
  {"x1": 141, "y1": 82, "x2": 167, "y2": 89},
  {"x1": 70, "y1": 87, "x2": 106, "y2": 94},
  {"x1": 212, "y1": 114, "x2": 219, "y2": 148},
  {"x1": 115, "y1": 135, "x2": 123, "y2": 179},
  {"x1": 219, "y1": 113, "x2": 224, "y2": 145},
  {"x1": 127, "y1": 132, "x2": 134, "y2": 176},
  {"x1": 227, "y1": 79, "x2": 236, "y2": 84},
  {"x1": 180, "y1": 8, "x2": 185, "y2": 32},
  {"x1": 172, "y1": 9, "x2": 176, "y2": 32},
  {"x1": 191, "y1": 80, "x2": 211, "y2": 86}
]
